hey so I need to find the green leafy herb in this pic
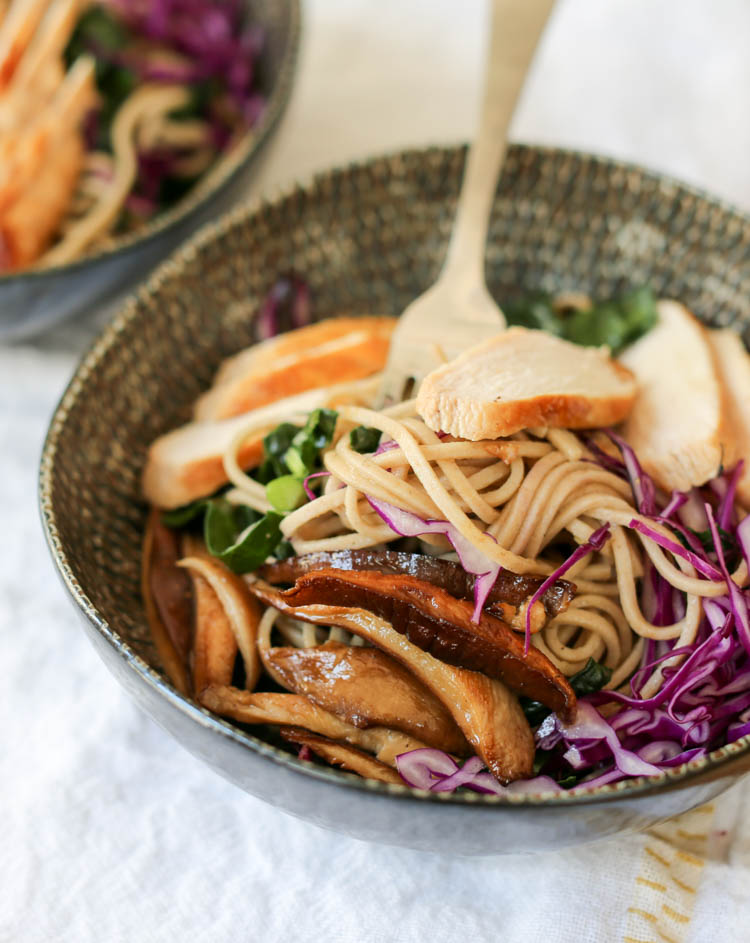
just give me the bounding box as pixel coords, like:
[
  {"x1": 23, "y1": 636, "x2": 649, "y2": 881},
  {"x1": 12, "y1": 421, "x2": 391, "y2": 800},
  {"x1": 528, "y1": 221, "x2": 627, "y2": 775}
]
[
  {"x1": 565, "y1": 287, "x2": 657, "y2": 352},
  {"x1": 350, "y1": 425, "x2": 382, "y2": 454},
  {"x1": 266, "y1": 475, "x2": 307, "y2": 512},
  {"x1": 161, "y1": 408, "x2": 338, "y2": 573},
  {"x1": 65, "y1": 6, "x2": 130, "y2": 62},
  {"x1": 677, "y1": 523, "x2": 740, "y2": 569},
  {"x1": 204, "y1": 501, "x2": 284, "y2": 573},
  {"x1": 274, "y1": 540, "x2": 296, "y2": 560},
  {"x1": 285, "y1": 408, "x2": 338, "y2": 477},
  {"x1": 161, "y1": 499, "x2": 210, "y2": 528},
  {"x1": 504, "y1": 286, "x2": 658, "y2": 355},
  {"x1": 65, "y1": 7, "x2": 136, "y2": 152},
  {"x1": 568, "y1": 658, "x2": 613, "y2": 696},
  {"x1": 259, "y1": 408, "x2": 338, "y2": 482},
  {"x1": 503, "y1": 294, "x2": 564, "y2": 337},
  {"x1": 521, "y1": 658, "x2": 612, "y2": 726},
  {"x1": 257, "y1": 422, "x2": 300, "y2": 482},
  {"x1": 520, "y1": 699, "x2": 552, "y2": 728},
  {"x1": 303, "y1": 408, "x2": 338, "y2": 449}
]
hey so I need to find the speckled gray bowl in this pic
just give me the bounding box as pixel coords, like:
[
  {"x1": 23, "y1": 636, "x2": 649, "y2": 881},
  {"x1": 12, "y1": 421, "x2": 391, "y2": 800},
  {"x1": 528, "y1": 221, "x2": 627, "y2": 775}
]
[
  {"x1": 1, "y1": 0, "x2": 299, "y2": 342},
  {"x1": 40, "y1": 144, "x2": 750, "y2": 855}
]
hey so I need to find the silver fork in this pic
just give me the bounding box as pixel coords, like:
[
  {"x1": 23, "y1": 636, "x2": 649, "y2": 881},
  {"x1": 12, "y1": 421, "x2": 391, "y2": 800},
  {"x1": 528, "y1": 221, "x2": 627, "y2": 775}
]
[{"x1": 378, "y1": 0, "x2": 557, "y2": 404}]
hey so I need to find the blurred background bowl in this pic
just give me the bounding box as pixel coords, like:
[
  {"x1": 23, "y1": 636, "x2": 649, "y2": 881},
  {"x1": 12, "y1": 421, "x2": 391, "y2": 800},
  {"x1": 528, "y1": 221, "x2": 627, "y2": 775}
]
[
  {"x1": 0, "y1": 0, "x2": 300, "y2": 342},
  {"x1": 40, "y1": 144, "x2": 750, "y2": 855}
]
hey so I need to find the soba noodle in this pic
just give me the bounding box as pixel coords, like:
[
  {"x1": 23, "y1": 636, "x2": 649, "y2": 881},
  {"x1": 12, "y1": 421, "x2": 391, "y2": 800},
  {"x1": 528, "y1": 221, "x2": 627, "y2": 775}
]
[{"x1": 220, "y1": 396, "x2": 746, "y2": 694}]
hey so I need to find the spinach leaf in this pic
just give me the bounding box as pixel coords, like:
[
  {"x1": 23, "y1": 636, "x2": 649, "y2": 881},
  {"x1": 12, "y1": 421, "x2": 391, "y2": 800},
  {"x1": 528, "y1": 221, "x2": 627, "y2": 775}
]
[
  {"x1": 204, "y1": 501, "x2": 284, "y2": 573},
  {"x1": 65, "y1": 6, "x2": 129, "y2": 63},
  {"x1": 257, "y1": 422, "x2": 300, "y2": 483},
  {"x1": 285, "y1": 408, "x2": 338, "y2": 476},
  {"x1": 504, "y1": 286, "x2": 657, "y2": 355},
  {"x1": 563, "y1": 287, "x2": 658, "y2": 353},
  {"x1": 274, "y1": 540, "x2": 296, "y2": 560},
  {"x1": 304, "y1": 408, "x2": 338, "y2": 449},
  {"x1": 569, "y1": 657, "x2": 613, "y2": 696},
  {"x1": 521, "y1": 658, "x2": 612, "y2": 726},
  {"x1": 257, "y1": 410, "x2": 338, "y2": 482},
  {"x1": 65, "y1": 8, "x2": 136, "y2": 152},
  {"x1": 521, "y1": 699, "x2": 552, "y2": 727},
  {"x1": 504, "y1": 294, "x2": 564, "y2": 336},
  {"x1": 350, "y1": 425, "x2": 382, "y2": 454},
  {"x1": 677, "y1": 523, "x2": 740, "y2": 569},
  {"x1": 161, "y1": 499, "x2": 210, "y2": 528}
]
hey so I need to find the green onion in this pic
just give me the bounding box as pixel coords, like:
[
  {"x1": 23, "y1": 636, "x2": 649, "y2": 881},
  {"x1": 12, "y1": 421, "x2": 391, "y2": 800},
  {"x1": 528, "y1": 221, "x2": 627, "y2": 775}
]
[{"x1": 266, "y1": 475, "x2": 306, "y2": 512}]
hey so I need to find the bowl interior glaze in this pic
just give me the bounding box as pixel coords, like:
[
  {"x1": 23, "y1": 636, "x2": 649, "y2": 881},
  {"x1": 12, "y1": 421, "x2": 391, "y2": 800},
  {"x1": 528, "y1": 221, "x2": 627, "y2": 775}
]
[{"x1": 39, "y1": 145, "x2": 750, "y2": 853}]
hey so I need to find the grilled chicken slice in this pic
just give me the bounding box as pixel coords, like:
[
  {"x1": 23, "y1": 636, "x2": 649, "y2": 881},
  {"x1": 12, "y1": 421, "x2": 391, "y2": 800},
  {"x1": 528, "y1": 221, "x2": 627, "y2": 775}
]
[
  {"x1": 260, "y1": 641, "x2": 469, "y2": 754},
  {"x1": 249, "y1": 569, "x2": 575, "y2": 718},
  {"x1": 242, "y1": 589, "x2": 535, "y2": 782},
  {"x1": 706, "y1": 328, "x2": 750, "y2": 508},
  {"x1": 199, "y1": 687, "x2": 428, "y2": 766},
  {"x1": 142, "y1": 377, "x2": 378, "y2": 509},
  {"x1": 416, "y1": 326, "x2": 637, "y2": 440},
  {"x1": 195, "y1": 316, "x2": 395, "y2": 420},
  {"x1": 279, "y1": 727, "x2": 404, "y2": 785},
  {"x1": 0, "y1": 0, "x2": 49, "y2": 90},
  {"x1": 619, "y1": 300, "x2": 736, "y2": 491},
  {"x1": 258, "y1": 549, "x2": 575, "y2": 629}
]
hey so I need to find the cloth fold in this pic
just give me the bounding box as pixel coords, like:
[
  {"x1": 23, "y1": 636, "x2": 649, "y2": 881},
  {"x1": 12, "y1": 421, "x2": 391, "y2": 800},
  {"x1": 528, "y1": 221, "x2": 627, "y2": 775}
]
[{"x1": 3, "y1": 0, "x2": 750, "y2": 940}]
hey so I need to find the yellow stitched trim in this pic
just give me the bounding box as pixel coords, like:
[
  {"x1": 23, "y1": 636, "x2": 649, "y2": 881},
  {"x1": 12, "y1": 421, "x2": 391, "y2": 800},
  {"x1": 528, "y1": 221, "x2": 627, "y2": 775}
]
[
  {"x1": 670, "y1": 876, "x2": 696, "y2": 895},
  {"x1": 675, "y1": 850, "x2": 704, "y2": 867},
  {"x1": 656, "y1": 930, "x2": 678, "y2": 943},
  {"x1": 675, "y1": 829, "x2": 707, "y2": 842},
  {"x1": 661, "y1": 904, "x2": 690, "y2": 924},
  {"x1": 636, "y1": 877, "x2": 667, "y2": 892},
  {"x1": 628, "y1": 908, "x2": 657, "y2": 923},
  {"x1": 623, "y1": 936, "x2": 657, "y2": 943},
  {"x1": 645, "y1": 846, "x2": 671, "y2": 868}
]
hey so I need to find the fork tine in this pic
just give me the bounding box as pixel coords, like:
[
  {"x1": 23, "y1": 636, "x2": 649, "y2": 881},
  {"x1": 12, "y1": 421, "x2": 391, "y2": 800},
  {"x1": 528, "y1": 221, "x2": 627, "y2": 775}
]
[{"x1": 376, "y1": 364, "x2": 413, "y2": 408}]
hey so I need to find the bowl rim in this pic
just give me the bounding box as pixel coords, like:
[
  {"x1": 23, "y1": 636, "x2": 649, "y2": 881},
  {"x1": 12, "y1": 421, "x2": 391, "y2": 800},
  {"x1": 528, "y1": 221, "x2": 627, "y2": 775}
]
[
  {"x1": 39, "y1": 141, "x2": 750, "y2": 809},
  {"x1": 0, "y1": 0, "x2": 301, "y2": 286}
]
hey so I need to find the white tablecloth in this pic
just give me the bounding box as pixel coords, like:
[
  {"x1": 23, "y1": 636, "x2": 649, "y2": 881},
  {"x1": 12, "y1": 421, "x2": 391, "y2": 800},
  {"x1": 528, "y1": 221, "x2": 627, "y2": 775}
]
[{"x1": 3, "y1": 2, "x2": 750, "y2": 940}]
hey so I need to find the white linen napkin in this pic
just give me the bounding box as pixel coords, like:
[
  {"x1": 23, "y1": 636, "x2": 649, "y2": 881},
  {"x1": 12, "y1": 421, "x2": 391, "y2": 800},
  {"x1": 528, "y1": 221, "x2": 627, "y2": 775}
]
[{"x1": 3, "y1": 1, "x2": 750, "y2": 939}]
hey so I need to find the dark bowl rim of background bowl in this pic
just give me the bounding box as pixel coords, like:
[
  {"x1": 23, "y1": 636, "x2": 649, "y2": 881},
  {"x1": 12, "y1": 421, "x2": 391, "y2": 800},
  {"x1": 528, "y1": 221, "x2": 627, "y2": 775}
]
[
  {"x1": 0, "y1": 0, "x2": 301, "y2": 287},
  {"x1": 39, "y1": 141, "x2": 750, "y2": 809}
]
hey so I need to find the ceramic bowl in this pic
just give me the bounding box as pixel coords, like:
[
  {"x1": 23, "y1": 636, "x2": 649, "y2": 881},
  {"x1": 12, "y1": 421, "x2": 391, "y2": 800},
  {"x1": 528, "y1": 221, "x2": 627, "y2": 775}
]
[
  {"x1": 1, "y1": 0, "x2": 300, "y2": 342},
  {"x1": 40, "y1": 144, "x2": 750, "y2": 855}
]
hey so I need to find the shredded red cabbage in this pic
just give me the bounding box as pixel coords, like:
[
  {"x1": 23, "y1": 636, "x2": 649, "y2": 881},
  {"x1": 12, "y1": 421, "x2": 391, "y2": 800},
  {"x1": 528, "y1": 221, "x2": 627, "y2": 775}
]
[
  {"x1": 537, "y1": 448, "x2": 750, "y2": 792},
  {"x1": 605, "y1": 430, "x2": 656, "y2": 515},
  {"x1": 256, "y1": 276, "x2": 312, "y2": 340},
  {"x1": 395, "y1": 749, "x2": 561, "y2": 795},
  {"x1": 391, "y1": 447, "x2": 750, "y2": 797},
  {"x1": 302, "y1": 470, "x2": 331, "y2": 502},
  {"x1": 522, "y1": 524, "x2": 611, "y2": 654},
  {"x1": 90, "y1": 0, "x2": 265, "y2": 217},
  {"x1": 367, "y1": 497, "x2": 501, "y2": 623},
  {"x1": 628, "y1": 518, "x2": 723, "y2": 581}
]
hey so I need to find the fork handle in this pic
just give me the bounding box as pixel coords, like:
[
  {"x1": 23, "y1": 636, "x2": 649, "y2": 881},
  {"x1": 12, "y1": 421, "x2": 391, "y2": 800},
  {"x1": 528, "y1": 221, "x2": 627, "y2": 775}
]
[{"x1": 441, "y1": 0, "x2": 557, "y2": 290}]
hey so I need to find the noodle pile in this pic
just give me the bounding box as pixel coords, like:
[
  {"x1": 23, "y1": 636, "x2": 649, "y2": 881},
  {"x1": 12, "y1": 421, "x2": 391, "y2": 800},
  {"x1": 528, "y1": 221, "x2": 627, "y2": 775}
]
[{"x1": 220, "y1": 396, "x2": 748, "y2": 697}]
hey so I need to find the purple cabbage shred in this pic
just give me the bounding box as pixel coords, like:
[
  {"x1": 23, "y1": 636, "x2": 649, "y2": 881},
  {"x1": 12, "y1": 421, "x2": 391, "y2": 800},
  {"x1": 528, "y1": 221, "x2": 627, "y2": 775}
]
[{"x1": 394, "y1": 444, "x2": 750, "y2": 796}]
